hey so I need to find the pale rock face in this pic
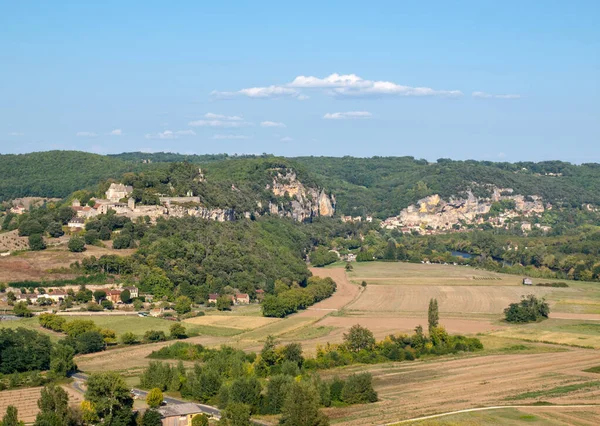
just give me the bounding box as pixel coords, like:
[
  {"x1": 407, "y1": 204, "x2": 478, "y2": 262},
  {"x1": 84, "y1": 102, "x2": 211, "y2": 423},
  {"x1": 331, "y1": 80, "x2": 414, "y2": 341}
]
[
  {"x1": 384, "y1": 189, "x2": 547, "y2": 232},
  {"x1": 269, "y1": 170, "x2": 335, "y2": 221}
]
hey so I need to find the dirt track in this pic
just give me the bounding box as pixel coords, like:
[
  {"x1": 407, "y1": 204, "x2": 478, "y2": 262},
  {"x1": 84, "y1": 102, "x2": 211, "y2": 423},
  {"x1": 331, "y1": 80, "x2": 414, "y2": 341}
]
[{"x1": 294, "y1": 267, "x2": 362, "y2": 318}]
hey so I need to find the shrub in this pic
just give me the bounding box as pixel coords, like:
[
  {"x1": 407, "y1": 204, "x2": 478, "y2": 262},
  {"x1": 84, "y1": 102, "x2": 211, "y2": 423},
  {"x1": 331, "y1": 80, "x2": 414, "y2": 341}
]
[
  {"x1": 341, "y1": 373, "x2": 378, "y2": 404},
  {"x1": 28, "y1": 234, "x2": 46, "y2": 251},
  {"x1": 121, "y1": 332, "x2": 139, "y2": 345},
  {"x1": 144, "y1": 330, "x2": 167, "y2": 342},
  {"x1": 13, "y1": 301, "x2": 33, "y2": 317},
  {"x1": 170, "y1": 323, "x2": 187, "y2": 339},
  {"x1": 74, "y1": 331, "x2": 105, "y2": 354},
  {"x1": 68, "y1": 236, "x2": 86, "y2": 253},
  {"x1": 146, "y1": 388, "x2": 164, "y2": 408},
  {"x1": 38, "y1": 313, "x2": 66, "y2": 331}
]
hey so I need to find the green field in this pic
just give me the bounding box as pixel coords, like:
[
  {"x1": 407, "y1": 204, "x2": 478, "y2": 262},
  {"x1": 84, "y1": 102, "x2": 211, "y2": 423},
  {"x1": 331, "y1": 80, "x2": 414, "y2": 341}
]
[{"x1": 0, "y1": 315, "x2": 242, "y2": 338}]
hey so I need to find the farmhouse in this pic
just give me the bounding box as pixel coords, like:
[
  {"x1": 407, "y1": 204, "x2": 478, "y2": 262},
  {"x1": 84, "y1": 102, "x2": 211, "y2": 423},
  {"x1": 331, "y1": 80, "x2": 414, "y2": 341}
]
[
  {"x1": 67, "y1": 217, "x2": 85, "y2": 229},
  {"x1": 17, "y1": 293, "x2": 38, "y2": 304},
  {"x1": 106, "y1": 289, "x2": 122, "y2": 303},
  {"x1": 45, "y1": 290, "x2": 68, "y2": 302},
  {"x1": 208, "y1": 293, "x2": 219, "y2": 304},
  {"x1": 235, "y1": 293, "x2": 250, "y2": 304},
  {"x1": 124, "y1": 286, "x2": 139, "y2": 298},
  {"x1": 10, "y1": 205, "x2": 26, "y2": 215},
  {"x1": 158, "y1": 402, "x2": 207, "y2": 426}
]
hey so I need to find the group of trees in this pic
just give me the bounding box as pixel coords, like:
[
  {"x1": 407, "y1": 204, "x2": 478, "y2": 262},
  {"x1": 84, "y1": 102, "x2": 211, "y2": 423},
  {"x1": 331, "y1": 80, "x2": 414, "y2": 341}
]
[
  {"x1": 0, "y1": 327, "x2": 76, "y2": 390},
  {"x1": 310, "y1": 320, "x2": 482, "y2": 370},
  {"x1": 140, "y1": 337, "x2": 381, "y2": 425},
  {"x1": 504, "y1": 295, "x2": 550, "y2": 323},
  {"x1": 261, "y1": 276, "x2": 336, "y2": 318},
  {"x1": 38, "y1": 315, "x2": 109, "y2": 354}
]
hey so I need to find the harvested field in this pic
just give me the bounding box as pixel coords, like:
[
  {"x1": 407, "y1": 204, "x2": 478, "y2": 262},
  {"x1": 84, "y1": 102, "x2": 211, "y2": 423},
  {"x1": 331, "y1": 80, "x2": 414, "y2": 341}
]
[
  {"x1": 490, "y1": 319, "x2": 600, "y2": 348},
  {"x1": 346, "y1": 285, "x2": 554, "y2": 314},
  {"x1": 0, "y1": 244, "x2": 135, "y2": 283},
  {"x1": 183, "y1": 315, "x2": 278, "y2": 330},
  {"x1": 348, "y1": 262, "x2": 521, "y2": 286},
  {"x1": 323, "y1": 347, "x2": 600, "y2": 425},
  {"x1": 0, "y1": 385, "x2": 83, "y2": 424},
  {"x1": 399, "y1": 406, "x2": 600, "y2": 425},
  {"x1": 76, "y1": 335, "x2": 231, "y2": 373},
  {"x1": 318, "y1": 316, "x2": 501, "y2": 340}
]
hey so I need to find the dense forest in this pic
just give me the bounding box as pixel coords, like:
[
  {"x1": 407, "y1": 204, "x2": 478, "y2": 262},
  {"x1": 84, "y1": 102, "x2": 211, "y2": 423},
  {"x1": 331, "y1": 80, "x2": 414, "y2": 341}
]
[
  {"x1": 2, "y1": 151, "x2": 600, "y2": 218},
  {"x1": 75, "y1": 217, "x2": 368, "y2": 302}
]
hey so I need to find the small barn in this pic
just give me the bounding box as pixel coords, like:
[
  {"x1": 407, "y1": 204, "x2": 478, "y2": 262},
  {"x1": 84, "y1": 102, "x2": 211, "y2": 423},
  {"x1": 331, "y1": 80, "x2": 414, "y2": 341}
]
[{"x1": 522, "y1": 278, "x2": 533, "y2": 285}]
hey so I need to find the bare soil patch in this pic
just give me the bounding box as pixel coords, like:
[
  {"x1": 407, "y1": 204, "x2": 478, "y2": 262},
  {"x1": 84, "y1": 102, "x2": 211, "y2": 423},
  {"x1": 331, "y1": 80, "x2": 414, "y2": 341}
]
[{"x1": 0, "y1": 245, "x2": 135, "y2": 282}]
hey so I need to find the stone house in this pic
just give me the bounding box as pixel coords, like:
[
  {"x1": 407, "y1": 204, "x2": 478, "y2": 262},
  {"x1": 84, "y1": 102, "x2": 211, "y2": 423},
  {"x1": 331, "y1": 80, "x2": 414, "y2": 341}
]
[
  {"x1": 124, "y1": 286, "x2": 139, "y2": 298},
  {"x1": 158, "y1": 403, "x2": 208, "y2": 426},
  {"x1": 45, "y1": 290, "x2": 68, "y2": 302},
  {"x1": 207, "y1": 294, "x2": 219, "y2": 304},
  {"x1": 235, "y1": 293, "x2": 250, "y2": 304},
  {"x1": 105, "y1": 183, "x2": 134, "y2": 202},
  {"x1": 68, "y1": 217, "x2": 85, "y2": 229},
  {"x1": 106, "y1": 289, "x2": 122, "y2": 303}
]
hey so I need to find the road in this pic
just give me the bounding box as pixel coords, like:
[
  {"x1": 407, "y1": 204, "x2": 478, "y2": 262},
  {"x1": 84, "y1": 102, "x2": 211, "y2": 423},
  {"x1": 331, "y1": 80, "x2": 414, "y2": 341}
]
[{"x1": 71, "y1": 373, "x2": 221, "y2": 418}]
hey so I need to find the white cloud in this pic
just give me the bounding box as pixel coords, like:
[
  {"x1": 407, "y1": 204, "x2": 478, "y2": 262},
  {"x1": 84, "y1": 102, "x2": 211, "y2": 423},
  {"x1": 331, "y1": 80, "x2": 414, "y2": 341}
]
[
  {"x1": 280, "y1": 136, "x2": 293, "y2": 142},
  {"x1": 473, "y1": 91, "x2": 520, "y2": 99},
  {"x1": 76, "y1": 132, "x2": 97, "y2": 137},
  {"x1": 290, "y1": 73, "x2": 462, "y2": 97},
  {"x1": 323, "y1": 111, "x2": 372, "y2": 120},
  {"x1": 212, "y1": 134, "x2": 251, "y2": 140},
  {"x1": 145, "y1": 130, "x2": 196, "y2": 139},
  {"x1": 211, "y1": 85, "x2": 301, "y2": 99},
  {"x1": 188, "y1": 119, "x2": 251, "y2": 128},
  {"x1": 204, "y1": 113, "x2": 243, "y2": 121},
  {"x1": 213, "y1": 73, "x2": 462, "y2": 100},
  {"x1": 289, "y1": 73, "x2": 366, "y2": 88},
  {"x1": 260, "y1": 121, "x2": 286, "y2": 128},
  {"x1": 108, "y1": 129, "x2": 123, "y2": 136},
  {"x1": 8, "y1": 132, "x2": 24, "y2": 136},
  {"x1": 175, "y1": 130, "x2": 196, "y2": 136}
]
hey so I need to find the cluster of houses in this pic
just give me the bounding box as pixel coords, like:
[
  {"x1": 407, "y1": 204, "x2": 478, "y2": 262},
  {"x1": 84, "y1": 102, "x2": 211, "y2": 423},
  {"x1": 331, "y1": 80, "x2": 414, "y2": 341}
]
[
  {"x1": 340, "y1": 215, "x2": 373, "y2": 223},
  {"x1": 12, "y1": 286, "x2": 139, "y2": 305},
  {"x1": 207, "y1": 292, "x2": 253, "y2": 305}
]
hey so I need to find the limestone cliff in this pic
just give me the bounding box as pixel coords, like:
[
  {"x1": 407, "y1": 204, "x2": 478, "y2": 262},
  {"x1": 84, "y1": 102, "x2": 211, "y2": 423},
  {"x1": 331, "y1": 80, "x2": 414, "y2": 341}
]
[
  {"x1": 269, "y1": 170, "x2": 335, "y2": 221},
  {"x1": 382, "y1": 188, "x2": 547, "y2": 232}
]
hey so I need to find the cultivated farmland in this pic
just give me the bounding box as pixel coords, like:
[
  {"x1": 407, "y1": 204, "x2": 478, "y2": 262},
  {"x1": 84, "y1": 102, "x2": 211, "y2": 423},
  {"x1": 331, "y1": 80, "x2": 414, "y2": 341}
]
[{"x1": 0, "y1": 386, "x2": 83, "y2": 424}]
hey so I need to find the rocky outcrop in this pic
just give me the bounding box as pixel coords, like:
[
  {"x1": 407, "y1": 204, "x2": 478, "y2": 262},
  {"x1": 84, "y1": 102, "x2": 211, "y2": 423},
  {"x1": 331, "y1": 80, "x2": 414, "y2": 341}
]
[
  {"x1": 269, "y1": 170, "x2": 336, "y2": 221},
  {"x1": 382, "y1": 189, "x2": 547, "y2": 232}
]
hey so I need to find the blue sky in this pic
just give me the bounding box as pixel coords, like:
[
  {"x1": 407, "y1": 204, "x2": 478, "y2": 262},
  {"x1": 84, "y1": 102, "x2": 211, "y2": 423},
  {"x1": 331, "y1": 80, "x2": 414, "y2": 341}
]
[{"x1": 1, "y1": 1, "x2": 598, "y2": 162}]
